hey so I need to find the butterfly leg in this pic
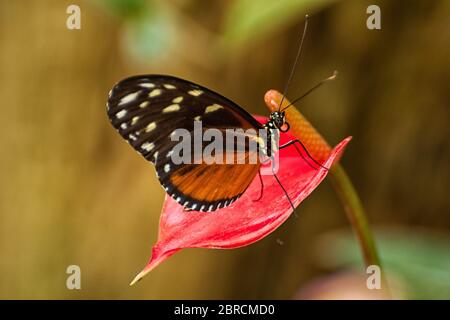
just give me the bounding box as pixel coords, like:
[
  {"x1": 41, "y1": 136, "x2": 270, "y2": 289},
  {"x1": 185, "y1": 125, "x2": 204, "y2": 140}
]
[
  {"x1": 252, "y1": 170, "x2": 264, "y2": 202},
  {"x1": 271, "y1": 160, "x2": 296, "y2": 215},
  {"x1": 279, "y1": 139, "x2": 328, "y2": 171},
  {"x1": 252, "y1": 154, "x2": 279, "y2": 202}
]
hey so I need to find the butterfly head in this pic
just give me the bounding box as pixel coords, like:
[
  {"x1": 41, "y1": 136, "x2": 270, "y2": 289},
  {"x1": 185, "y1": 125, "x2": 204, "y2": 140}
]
[{"x1": 268, "y1": 111, "x2": 290, "y2": 132}]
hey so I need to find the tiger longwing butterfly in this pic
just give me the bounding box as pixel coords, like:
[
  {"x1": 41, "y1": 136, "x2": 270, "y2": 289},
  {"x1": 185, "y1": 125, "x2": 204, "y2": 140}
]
[{"x1": 106, "y1": 75, "x2": 297, "y2": 212}]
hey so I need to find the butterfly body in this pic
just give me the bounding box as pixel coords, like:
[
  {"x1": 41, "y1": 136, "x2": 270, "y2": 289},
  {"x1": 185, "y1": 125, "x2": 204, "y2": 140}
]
[{"x1": 107, "y1": 75, "x2": 288, "y2": 212}]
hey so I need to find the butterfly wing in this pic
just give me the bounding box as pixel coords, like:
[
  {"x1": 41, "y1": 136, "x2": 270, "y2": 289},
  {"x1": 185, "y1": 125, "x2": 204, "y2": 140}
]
[{"x1": 107, "y1": 75, "x2": 263, "y2": 211}]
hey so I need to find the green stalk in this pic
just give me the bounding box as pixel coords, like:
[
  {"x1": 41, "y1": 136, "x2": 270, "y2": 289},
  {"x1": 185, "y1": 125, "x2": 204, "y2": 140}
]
[{"x1": 328, "y1": 163, "x2": 391, "y2": 297}]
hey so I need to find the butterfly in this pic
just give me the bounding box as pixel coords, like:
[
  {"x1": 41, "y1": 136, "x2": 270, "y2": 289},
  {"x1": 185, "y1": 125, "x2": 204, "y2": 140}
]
[{"x1": 105, "y1": 74, "x2": 328, "y2": 212}]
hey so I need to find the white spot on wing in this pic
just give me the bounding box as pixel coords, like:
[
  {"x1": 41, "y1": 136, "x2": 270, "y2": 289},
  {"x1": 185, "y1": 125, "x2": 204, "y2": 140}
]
[
  {"x1": 120, "y1": 123, "x2": 127, "y2": 129},
  {"x1": 164, "y1": 164, "x2": 170, "y2": 173},
  {"x1": 116, "y1": 110, "x2": 127, "y2": 119},
  {"x1": 172, "y1": 96, "x2": 183, "y2": 103},
  {"x1": 145, "y1": 122, "x2": 156, "y2": 132},
  {"x1": 139, "y1": 101, "x2": 149, "y2": 108},
  {"x1": 119, "y1": 91, "x2": 139, "y2": 105},
  {"x1": 141, "y1": 142, "x2": 154, "y2": 152},
  {"x1": 194, "y1": 116, "x2": 201, "y2": 121},
  {"x1": 162, "y1": 104, "x2": 180, "y2": 113},
  {"x1": 205, "y1": 104, "x2": 224, "y2": 114},
  {"x1": 188, "y1": 89, "x2": 203, "y2": 96},
  {"x1": 149, "y1": 89, "x2": 162, "y2": 97},
  {"x1": 140, "y1": 83, "x2": 155, "y2": 88},
  {"x1": 131, "y1": 116, "x2": 139, "y2": 125},
  {"x1": 164, "y1": 84, "x2": 176, "y2": 89}
]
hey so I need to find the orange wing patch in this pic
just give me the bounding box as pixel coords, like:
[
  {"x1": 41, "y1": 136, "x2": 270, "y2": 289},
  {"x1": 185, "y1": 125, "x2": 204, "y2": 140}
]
[
  {"x1": 170, "y1": 163, "x2": 260, "y2": 202},
  {"x1": 169, "y1": 149, "x2": 261, "y2": 209}
]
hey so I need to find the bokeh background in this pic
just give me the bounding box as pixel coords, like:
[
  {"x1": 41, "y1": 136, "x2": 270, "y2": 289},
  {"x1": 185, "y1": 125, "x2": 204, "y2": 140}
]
[{"x1": 1, "y1": 0, "x2": 449, "y2": 299}]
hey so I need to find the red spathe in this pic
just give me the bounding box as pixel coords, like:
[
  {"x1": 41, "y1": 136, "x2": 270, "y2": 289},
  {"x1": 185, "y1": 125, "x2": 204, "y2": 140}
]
[{"x1": 130, "y1": 115, "x2": 351, "y2": 285}]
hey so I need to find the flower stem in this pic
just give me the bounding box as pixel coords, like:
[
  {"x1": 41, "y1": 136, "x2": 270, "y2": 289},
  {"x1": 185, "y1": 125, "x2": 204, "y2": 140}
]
[{"x1": 328, "y1": 163, "x2": 391, "y2": 297}]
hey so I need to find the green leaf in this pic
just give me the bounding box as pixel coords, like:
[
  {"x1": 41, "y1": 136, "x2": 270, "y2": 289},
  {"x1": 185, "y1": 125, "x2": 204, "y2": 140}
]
[
  {"x1": 223, "y1": 0, "x2": 338, "y2": 46},
  {"x1": 94, "y1": 0, "x2": 150, "y2": 19},
  {"x1": 125, "y1": 10, "x2": 175, "y2": 61}
]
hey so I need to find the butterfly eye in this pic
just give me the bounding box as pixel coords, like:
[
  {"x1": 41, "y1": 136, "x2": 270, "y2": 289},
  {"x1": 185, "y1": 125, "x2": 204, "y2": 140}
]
[{"x1": 280, "y1": 122, "x2": 290, "y2": 132}]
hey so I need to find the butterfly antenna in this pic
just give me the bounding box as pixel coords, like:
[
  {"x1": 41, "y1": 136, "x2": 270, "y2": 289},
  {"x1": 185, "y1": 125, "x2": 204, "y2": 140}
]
[
  {"x1": 281, "y1": 70, "x2": 338, "y2": 112},
  {"x1": 278, "y1": 15, "x2": 309, "y2": 111}
]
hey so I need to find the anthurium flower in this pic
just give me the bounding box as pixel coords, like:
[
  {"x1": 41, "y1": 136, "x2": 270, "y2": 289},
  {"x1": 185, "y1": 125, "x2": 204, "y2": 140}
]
[{"x1": 130, "y1": 100, "x2": 351, "y2": 285}]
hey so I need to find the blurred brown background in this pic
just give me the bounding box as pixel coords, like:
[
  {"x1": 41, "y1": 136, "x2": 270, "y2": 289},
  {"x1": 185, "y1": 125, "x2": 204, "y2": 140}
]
[{"x1": 0, "y1": 0, "x2": 449, "y2": 299}]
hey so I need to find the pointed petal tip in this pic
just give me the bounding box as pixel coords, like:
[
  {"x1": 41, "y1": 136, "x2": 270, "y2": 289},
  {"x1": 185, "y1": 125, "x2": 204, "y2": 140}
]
[
  {"x1": 129, "y1": 270, "x2": 145, "y2": 286},
  {"x1": 332, "y1": 136, "x2": 352, "y2": 151},
  {"x1": 339, "y1": 136, "x2": 353, "y2": 150},
  {"x1": 129, "y1": 262, "x2": 157, "y2": 286},
  {"x1": 129, "y1": 275, "x2": 141, "y2": 286},
  {"x1": 129, "y1": 249, "x2": 180, "y2": 286}
]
